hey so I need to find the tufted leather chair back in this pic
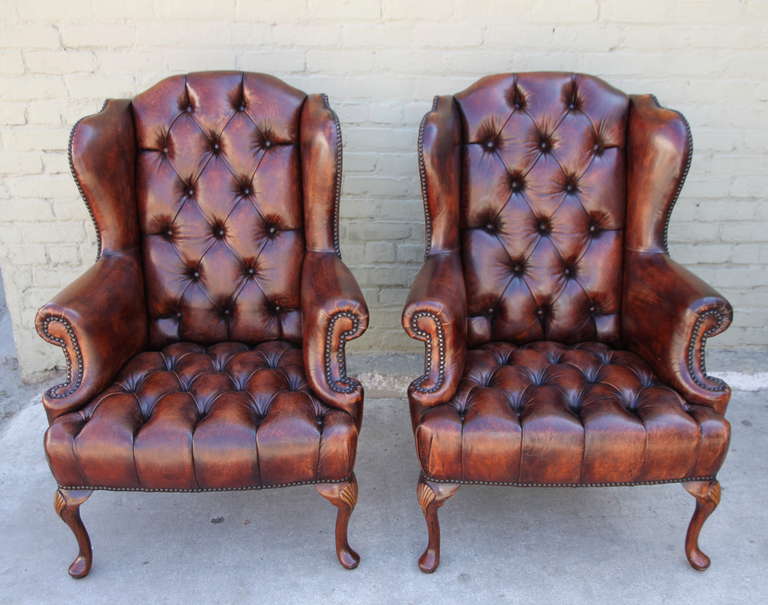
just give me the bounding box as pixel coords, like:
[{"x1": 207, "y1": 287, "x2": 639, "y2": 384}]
[
  {"x1": 453, "y1": 73, "x2": 629, "y2": 346},
  {"x1": 132, "y1": 72, "x2": 328, "y2": 347}
]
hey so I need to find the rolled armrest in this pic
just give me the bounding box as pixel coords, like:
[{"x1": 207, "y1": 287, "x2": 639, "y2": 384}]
[
  {"x1": 402, "y1": 252, "x2": 467, "y2": 407},
  {"x1": 301, "y1": 252, "x2": 369, "y2": 415},
  {"x1": 35, "y1": 251, "x2": 147, "y2": 421},
  {"x1": 623, "y1": 251, "x2": 733, "y2": 413}
]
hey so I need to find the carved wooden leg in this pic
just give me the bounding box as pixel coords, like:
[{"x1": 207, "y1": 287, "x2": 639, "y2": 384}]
[
  {"x1": 682, "y1": 480, "x2": 721, "y2": 571},
  {"x1": 316, "y1": 474, "x2": 360, "y2": 570},
  {"x1": 417, "y1": 474, "x2": 459, "y2": 573},
  {"x1": 54, "y1": 488, "x2": 93, "y2": 578}
]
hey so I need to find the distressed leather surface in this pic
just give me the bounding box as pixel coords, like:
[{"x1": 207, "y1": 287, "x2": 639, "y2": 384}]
[
  {"x1": 37, "y1": 72, "x2": 367, "y2": 490},
  {"x1": 403, "y1": 73, "x2": 732, "y2": 484}
]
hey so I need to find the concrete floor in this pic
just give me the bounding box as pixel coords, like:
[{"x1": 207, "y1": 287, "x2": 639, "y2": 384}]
[{"x1": 0, "y1": 375, "x2": 766, "y2": 603}]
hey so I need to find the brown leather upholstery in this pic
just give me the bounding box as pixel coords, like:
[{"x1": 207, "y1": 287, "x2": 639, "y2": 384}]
[
  {"x1": 404, "y1": 73, "x2": 733, "y2": 572},
  {"x1": 46, "y1": 341, "x2": 357, "y2": 490},
  {"x1": 36, "y1": 72, "x2": 367, "y2": 575},
  {"x1": 412, "y1": 341, "x2": 728, "y2": 484}
]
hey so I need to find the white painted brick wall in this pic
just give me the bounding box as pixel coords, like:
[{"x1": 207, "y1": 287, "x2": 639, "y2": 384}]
[{"x1": 1, "y1": 0, "x2": 766, "y2": 380}]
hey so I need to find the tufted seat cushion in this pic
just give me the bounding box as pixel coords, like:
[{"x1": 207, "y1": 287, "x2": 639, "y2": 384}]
[
  {"x1": 45, "y1": 341, "x2": 358, "y2": 490},
  {"x1": 412, "y1": 341, "x2": 729, "y2": 485}
]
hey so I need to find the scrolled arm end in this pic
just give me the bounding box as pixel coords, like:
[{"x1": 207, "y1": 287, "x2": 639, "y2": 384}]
[
  {"x1": 34, "y1": 253, "x2": 147, "y2": 422},
  {"x1": 402, "y1": 253, "x2": 466, "y2": 407},
  {"x1": 623, "y1": 252, "x2": 733, "y2": 413},
  {"x1": 35, "y1": 312, "x2": 85, "y2": 406},
  {"x1": 686, "y1": 300, "x2": 733, "y2": 397},
  {"x1": 302, "y1": 252, "x2": 369, "y2": 415},
  {"x1": 322, "y1": 307, "x2": 368, "y2": 398}
]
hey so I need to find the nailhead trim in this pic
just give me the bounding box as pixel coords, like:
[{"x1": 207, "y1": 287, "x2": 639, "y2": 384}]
[
  {"x1": 650, "y1": 95, "x2": 693, "y2": 254},
  {"x1": 59, "y1": 476, "x2": 352, "y2": 493},
  {"x1": 423, "y1": 474, "x2": 717, "y2": 488},
  {"x1": 38, "y1": 315, "x2": 83, "y2": 400},
  {"x1": 417, "y1": 96, "x2": 441, "y2": 258},
  {"x1": 409, "y1": 310, "x2": 446, "y2": 393},
  {"x1": 324, "y1": 311, "x2": 362, "y2": 393},
  {"x1": 687, "y1": 308, "x2": 729, "y2": 392},
  {"x1": 321, "y1": 93, "x2": 343, "y2": 258},
  {"x1": 68, "y1": 100, "x2": 109, "y2": 259}
]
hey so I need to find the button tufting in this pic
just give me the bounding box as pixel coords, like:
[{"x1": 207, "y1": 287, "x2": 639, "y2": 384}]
[
  {"x1": 264, "y1": 140, "x2": 272, "y2": 149},
  {"x1": 162, "y1": 147, "x2": 169, "y2": 154},
  {"x1": 268, "y1": 226, "x2": 277, "y2": 235},
  {"x1": 485, "y1": 223, "x2": 495, "y2": 232},
  {"x1": 539, "y1": 138, "x2": 551, "y2": 152},
  {"x1": 239, "y1": 104, "x2": 246, "y2": 112},
  {"x1": 484, "y1": 140, "x2": 496, "y2": 151},
  {"x1": 589, "y1": 304, "x2": 596, "y2": 313},
  {"x1": 187, "y1": 188, "x2": 194, "y2": 197},
  {"x1": 175, "y1": 311, "x2": 182, "y2": 319},
  {"x1": 274, "y1": 304, "x2": 282, "y2": 312},
  {"x1": 588, "y1": 223, "x2": 599, "y2": 234},
  {"x1": 247, "y1": 267, "x2": 256, "y2": 276},
  {"x1": 537, "y1": 220, "x2": 551, "y2": 235},
  {"x1": 243, "y1": 187, "x2": 251, "y2": 195},
  {"x1": 185, "y1": 105, "x2": 193, "y2": 113},
  {"x1": 193, "y1": 271, "x2": 200, "y2": 279},
  {"x1": 512, "y1": 263, "x2": 523, "y2": 274},
  {"x1": 536, "y1": 308, "x2": 545, "y2": 317},
  {"x1": 487, "y1": 307, "x2": 494, "y2": 315},
  {"x1": 510, "y1": 177, "x2": 523, "y2": 192},
  {"x1": 565, "y1": 182, "x2": 577, "y2": 193}
]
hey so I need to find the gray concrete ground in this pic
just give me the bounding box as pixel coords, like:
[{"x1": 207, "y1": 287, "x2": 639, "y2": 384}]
[{"x1": 0, "y1": 350, "x2": 766, "y2": 604}]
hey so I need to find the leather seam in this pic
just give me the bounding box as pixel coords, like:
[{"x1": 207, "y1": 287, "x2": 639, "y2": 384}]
[
  {"x1": 652, "y1": 96, "x2": 693, "y2": 254},
  {"x1": 417, "y1": 95, "x2": 440, "y2": 257},
  {"x1": 422, "y1": 474, "x2": 717, "y2": 488},
  {"x1": 68, "y1": 100, "x2": 109, "y2": 259},
  {"x1": 320, "y1": 93, "x2": 343, "y2": 258},
  {"x1": 324, "y1": 310, "x2": 362, "y2": 393},
  {"x1": 38, "y1": 315, "x2": 84, "y2": 400},
  {"x1": 58, "y1": 476, "x2": 352, "y2": 493},
  {"x1": 409, "y1": 310, "x2": 446, "y2": 394}
]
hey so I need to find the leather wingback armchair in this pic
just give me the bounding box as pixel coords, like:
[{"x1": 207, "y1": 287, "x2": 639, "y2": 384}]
[
  {"x1": 403, "y1": 73, "x2": 733, "y2": 573},
  {"x1": 36, "y1": 72, "x2": 368, "y2": 577}
]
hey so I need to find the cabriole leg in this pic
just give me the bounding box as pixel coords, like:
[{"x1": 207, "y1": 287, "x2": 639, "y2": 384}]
[
  {"x1": 54, "y1": 488, "x2": 93, "y2": 578},
  {"x1": 316, "y1": 474, "x2": 360, "y2": 569},
  {"x1": 417, "y1": 474, "x2": 459, "y2": 573},
  {"x1": 682, "y1": 480, "x2": 721, "y2": 571}
]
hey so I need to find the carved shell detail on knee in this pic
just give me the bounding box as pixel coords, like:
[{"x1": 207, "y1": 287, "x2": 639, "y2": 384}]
[
  {"x1": 54, "y1": 489, "x2": 67, "y2": 516},
  {"x1": 338, "y1": 480, "x2": 358, "y2": 509},
  {"x1": 417, "y1": 481, "x2": 436, "y2": 511}
]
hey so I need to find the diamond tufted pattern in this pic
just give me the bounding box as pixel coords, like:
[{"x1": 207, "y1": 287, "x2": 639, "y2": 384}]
[
  {"x1": 134, "y1": 72, "x2": 306, "y2": 347},
  {"x1": 455, "y1": 73, "x2": 628, "y2": 345},
  {"x1": 45, "y1": 341, "x2": 358, "y2": 490},
  {"x1": 412, "y1": 341, "x2": 729, "y2": 484}
]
